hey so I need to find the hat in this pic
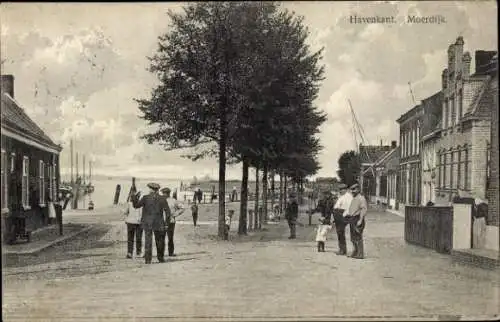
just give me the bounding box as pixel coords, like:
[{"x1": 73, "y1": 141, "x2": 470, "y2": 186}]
[
  {"x1": 350, "y1": 183, "x2": 360, "y2": 190},
  {"x1": 338, "y1": 183, "x2": 348, "y2": 189},
  {"x1": 147, "y1": 182, "x2": 160, "y2": 190},
  {"x1": 161, "y1": 187, "x2": 171, "y2": 194}
]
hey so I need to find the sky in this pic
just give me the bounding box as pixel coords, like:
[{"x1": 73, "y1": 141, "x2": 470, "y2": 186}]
[{"x1": 0, "y1": 1, "x2": 497, "y2": 180}]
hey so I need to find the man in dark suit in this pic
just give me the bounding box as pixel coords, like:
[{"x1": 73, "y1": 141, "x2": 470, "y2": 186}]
[{"x1": 132, "y1": 182, "x2": 171, "y2": 264}]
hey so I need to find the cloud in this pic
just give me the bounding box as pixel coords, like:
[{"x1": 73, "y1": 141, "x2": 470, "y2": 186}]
[{"x1": 1, "y1": 2, "x2": 497, "y2": 180}]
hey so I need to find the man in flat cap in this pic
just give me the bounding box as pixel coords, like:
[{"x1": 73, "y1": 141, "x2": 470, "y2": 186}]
[
  {"x1": 161, "y1": 187, "x2": 186, "y2": 257},
  {"x1": 343, "y1": 183, "x2": 367, "y2": 259},
  {"x1": 332, "y1": 183, "x2": 353, "y2": 255},
  {"x1": 285, "y1": 192, "x2": 299, "y2": 239},
  {"x1": 132, "y1": 182, "x2": 171, "y2": 264}
]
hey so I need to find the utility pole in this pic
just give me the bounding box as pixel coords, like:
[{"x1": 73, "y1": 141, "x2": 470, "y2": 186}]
[
  {"x1": 83, "y1": 155, "x2": 86, "y2": 185},
  {"x1": 70, "y1": 139, "x2": 74, "y2": 185}
]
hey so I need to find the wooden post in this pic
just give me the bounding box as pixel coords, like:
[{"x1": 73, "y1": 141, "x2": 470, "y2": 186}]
[{"x1": 113, "y1": 184, "x2": 121, "y2": 205}]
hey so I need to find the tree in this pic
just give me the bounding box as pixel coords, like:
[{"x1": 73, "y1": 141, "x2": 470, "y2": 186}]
[
  {"x1": 136, "y1": 2, "x2": 263, "y2": 238},
  {"x1": 337, "y1": 150, "x2": 361, "y2": 187}
]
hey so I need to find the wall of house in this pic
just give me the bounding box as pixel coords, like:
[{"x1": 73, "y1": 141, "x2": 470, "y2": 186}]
[
  {"x1": 1, "y1": 134, "x2": 60, "y2": 232},
  {"x1": 487, "y1": 75, "x2": 499, "y2": 229}
]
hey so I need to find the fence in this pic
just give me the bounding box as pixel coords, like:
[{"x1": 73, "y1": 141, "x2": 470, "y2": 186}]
[{"x1": 404, "y1": 206, "x2": 453, "y2": 254}]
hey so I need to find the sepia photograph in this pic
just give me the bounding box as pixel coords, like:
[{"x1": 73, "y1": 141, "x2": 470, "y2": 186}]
[{"x1": 1, "y1": 1, "x2": 498, "y2": 321}]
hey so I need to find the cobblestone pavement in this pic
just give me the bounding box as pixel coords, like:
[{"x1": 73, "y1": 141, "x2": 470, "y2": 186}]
[{"x1": 2, "y1": 206, "x2": 499, "y2": 321}]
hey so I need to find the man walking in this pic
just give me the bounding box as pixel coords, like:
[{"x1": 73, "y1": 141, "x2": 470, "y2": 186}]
[
  {"x1": 344, "y1": 183, "x2": 367, "y2": 259},
  {"x1": 162, "y1": 187, "x2": 185, "y2": 257},
  {"x1": 132, "y1": 183, "x2": 170, "y2": 264},
  {"x1": 332, "y1": 183, "x2": 353, "y2": 255},
  {"x1": 285, "y1": 192, "x2": 299, "y2": 239}
]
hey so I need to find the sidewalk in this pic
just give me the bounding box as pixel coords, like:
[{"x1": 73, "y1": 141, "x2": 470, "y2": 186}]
[{"x1": 2, "y1": 223, "x2": 91, "y2": 255}]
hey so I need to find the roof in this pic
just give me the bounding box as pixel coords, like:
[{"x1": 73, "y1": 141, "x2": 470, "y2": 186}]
[
  {"x1": 396, "y1": 103, "x2": 423, "y2": 124},
  {"x1": 359, "y1": 144, "x2": 393, "y2": 164},
  {"x1": 374, "y1": 146, "x2": 399, "y2": 167},
  {"x1": 1, "y1": 92, "x2": 61, "y2": 151},
  {"x1": 464, "y1": 75, "x2": 496, "y2": 119},
  {"x1": 420, "y1": 91, "x2": 443, "y2": 136}
]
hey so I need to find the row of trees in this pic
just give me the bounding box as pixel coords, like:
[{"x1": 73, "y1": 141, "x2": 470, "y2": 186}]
[{"x1": 136, "y1": 2, "x2": 326, "y2": 238}]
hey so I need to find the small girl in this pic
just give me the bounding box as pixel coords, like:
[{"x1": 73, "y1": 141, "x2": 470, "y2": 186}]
[
  {"x1": 224, "y1": 210, "x2": 234, "y2": 240},
  {"x1": 315, "y1": 217, "x2": 332, "y2": 252}
]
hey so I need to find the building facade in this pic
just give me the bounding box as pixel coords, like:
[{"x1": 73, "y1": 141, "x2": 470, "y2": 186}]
[
  {"x1": 366, "y1": 142, "x2": 399, "y2": 208},
  {"x1": 359, "y1": 143, "x2": 393, "y2": 203},
  {"x1": 397, "y1": 104, "x2": 422, "y2": 208},
  {"x1": 434, "y1": 37, "x2": 496, "y2": 206},
  {"x1": 1, "y1": 75, "x2": 62, "y2": 241},
  {"x1": 420, "y1": 92, "x2": 443, "y2": 205}
]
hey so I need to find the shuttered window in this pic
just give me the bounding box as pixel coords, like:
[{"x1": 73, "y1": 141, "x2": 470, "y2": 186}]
[{"x1": 22, "y1": 156, "x2": 29, "y2": 207}]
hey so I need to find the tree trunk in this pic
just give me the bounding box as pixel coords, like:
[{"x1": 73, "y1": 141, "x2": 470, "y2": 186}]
[
  {"x1": 271, "y1": 170, "x2": 275, "y2": 213},
  {"x1": 254, "y1": 166, "x2": 260, "y2": 230},
  {"x1": 263, "y1": 164, "x2": 268, "y2": 222},
  {"x1": 218, "y1": 108, "x2": 227, "y2": 240},
  {"x1": 279, "y1": 171, "x2": 284, "y2": 215},
  {"x1": 238, "y1": 157, "x2": 249, "y2": 235}
]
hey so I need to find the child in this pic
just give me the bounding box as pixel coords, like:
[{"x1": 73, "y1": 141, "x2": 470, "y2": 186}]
[
  {"x1": 315, "y1": 216, "x2": 332, "y2": 252},
  {"x1": 224, "y1": 210, "x2": 234, "y2": 240}
]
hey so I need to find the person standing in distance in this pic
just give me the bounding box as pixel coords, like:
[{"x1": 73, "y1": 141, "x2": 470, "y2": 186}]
[
  {"x1": 285, "y1": 192, "x2": 299, "y2": 239},
  {"x1": 332, "y1": 183, "x2": 353, "y2": 256},
  {"x1": 132, "y1": 183, "x2": 170, "y2": 264},
  {"x1": 162, "y1": 187, "x2": 185, "y2": 257},
  {"x1": 344, "y1": 183, "x2": 367, "y2": 259}
]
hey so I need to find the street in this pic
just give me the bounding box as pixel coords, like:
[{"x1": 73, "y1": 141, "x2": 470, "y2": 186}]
[{"x1": 2, "y1": 205, "x2": 499, "y2": 321}]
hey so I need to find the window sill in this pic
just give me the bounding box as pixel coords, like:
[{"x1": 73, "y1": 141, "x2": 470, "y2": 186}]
[
  {"x1": 1, "y1": 208, "x2": 9, "y2": 215},
  {"x1": 39, "y1": 203, "x2": 46, "y2": 208},
  {"x1": 22, "y1": 206, "x2": 31, "y2": 211}
]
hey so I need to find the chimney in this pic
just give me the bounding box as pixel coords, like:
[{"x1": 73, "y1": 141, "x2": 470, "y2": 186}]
[
  {"x1": 462, "y1": 52, "x2": 471, "y2": 78},
  {"x1": 391, "y1": 140, "x2": 397, "y2": 148},
  {"x1": 475, "y1": 50, "x2": 497, "y2": 75},
  {"x1": 442, "y1": 69, "x2": 448, "y2": 89},
  {"x1": 1, "y1": 75, "x2": 14, "y2": 98}
]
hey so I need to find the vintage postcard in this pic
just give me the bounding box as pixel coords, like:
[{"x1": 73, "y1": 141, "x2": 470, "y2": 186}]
[{"x1": 1, "y1": 1, "x2": 498, "y2": 321}]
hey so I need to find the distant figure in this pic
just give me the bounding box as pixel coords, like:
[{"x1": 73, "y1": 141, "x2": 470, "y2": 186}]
[
  {"x1": 285, "y1": 192, "x2": 299, "y2": 239},
  {"x1": 162, "y1": 187, "x2": 186, "y2": 257},
  {"x1": 124, "y1": 184, "x2": 143, "y2": 259},
  {"x1": 191, "y1": 202, "x2": 199, "y2": 226},
  {"x1": 231, "y1": 187, "x2": 237, "y2": 202},
  {"x1": 88, "y1": 200, "x2": 95, "y2": 210},
  {"x1": 172, "y1": 188, "x2": 178, "y2": 200},
  {"x1": 131, "y1": 183, "x2": 170, "y2": 264},
  {"x1": 224, "y1": 210, "x2": 234, "y2": 240},
  {"x1": 211, "y1": 185, "x2": 216, "y2": 203},
  {"x1": 197, "y1": 188, "x2": 203, "y2": 204}
]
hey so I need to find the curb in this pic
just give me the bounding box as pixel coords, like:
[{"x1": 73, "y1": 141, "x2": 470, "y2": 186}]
[
  {"x1": 385, "y1": 208, "x2": 405, "y2": 218},
  {"x1": 3, "y1": 225, "x2": 94, "y2": 255}
]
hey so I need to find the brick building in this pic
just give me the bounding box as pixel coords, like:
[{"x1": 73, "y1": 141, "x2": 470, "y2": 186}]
[
  {"x1": 420, "y1": 92, "x2": 443, "y2": 205},
  {"x1": 1, "y1": 75, "x2": 62, "y2": 243},
  {"x1": 485, "y1": 55, "x2": 498, "y2": 252},
  {"x1": 396, "y1": 103, "x2": 422, "y2": 208},
  {"x1": 434, "y1": 37, "x2": 496, "y2": 207}
]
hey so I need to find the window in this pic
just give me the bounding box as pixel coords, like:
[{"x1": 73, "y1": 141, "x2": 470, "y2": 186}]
[
  {"x1": 443, "y1": 101, "x2": 448, "y2": 128},
  {"x1": 52, "y1": 163, "x2": 57, "y2": 201},
  {"x1": 400, "y1": 134, "x2": 404, "y2": 158},
  {"x1": 450, "y1": 95, "x2": 456, "y2": 126},
  {"x1": 486, "y1": 142, "x2": 491, "y2": 190},
  {"x1": 10, "y1": 153, "x2": 15, "y2": 173},
  {"x1": 416, "y1": 126, "x2": 420, "y2": 154},
  {"x1": 437, "y1": 151, "x2": 442, "y2": 188},
  {"x1": 22, "y1": 156, "x2": 29, "y2": 208},
  {"x1": 39, "y1": 160, "x2": 45, "y2": 204},
  {"x1": 457, "y1": 148, "x2": 462, "y2": 189},
  {"x1": 450, "y1": 151, "x2": 455, "y2": 189},
  {"x1": 1, "y1": 150, "x2": 6, "y2": 208},
  {"x1": 458, "y1": 89, "x2": 463, "y2": 120},
  {"x1": 464, "y1": 146, "x2": 470, "y2": 190}
]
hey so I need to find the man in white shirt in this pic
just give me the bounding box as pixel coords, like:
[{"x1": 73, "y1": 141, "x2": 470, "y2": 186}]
[
  {"x1": 332, "y1": 183, "x2": 353, "y2": 255},
  {"x1": 161, "y1": 187, "x2": 185, "y2": 257}
]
